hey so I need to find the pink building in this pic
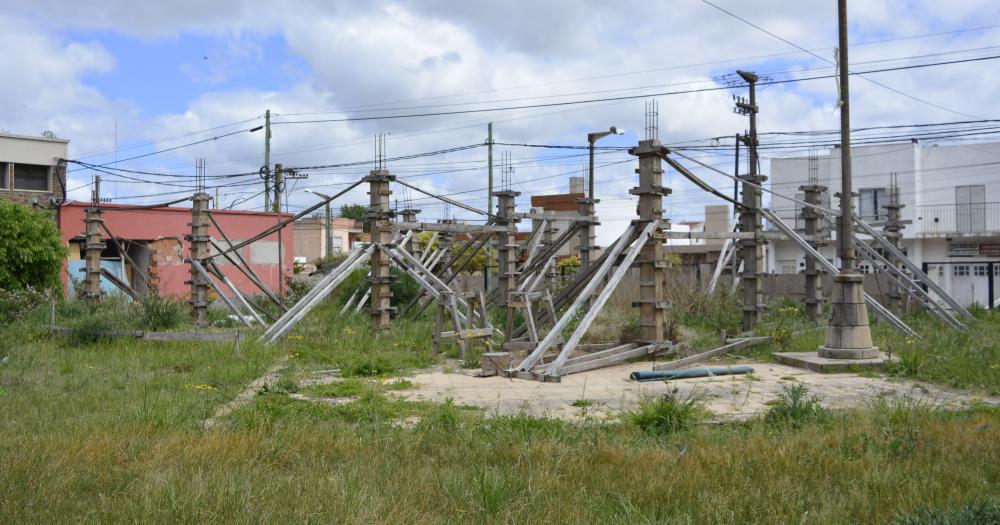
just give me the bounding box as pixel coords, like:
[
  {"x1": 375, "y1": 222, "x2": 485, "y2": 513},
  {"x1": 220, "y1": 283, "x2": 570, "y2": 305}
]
[{"x1": 59, "y1": 201, "x2": 294, "y2": 299}]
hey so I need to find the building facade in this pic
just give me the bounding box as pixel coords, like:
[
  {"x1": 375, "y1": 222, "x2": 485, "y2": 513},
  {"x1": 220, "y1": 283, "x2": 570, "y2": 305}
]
[
  {"x1": 768, "y1": 141, "x2": 1000, "y2": 307},
  {"x1": 0, "y1": 132, "x2": 69, "y2": 208},
  {"x1": 60, "y1": 201, "x2": 294, "y2": 299},
  {"x1": 293, "y1": 216, "x2": 363, "y2": 263}
]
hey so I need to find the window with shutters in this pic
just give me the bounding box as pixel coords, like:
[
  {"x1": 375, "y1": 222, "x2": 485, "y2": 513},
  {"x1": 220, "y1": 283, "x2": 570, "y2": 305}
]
[{"x1": 955, "y1": 185, "x2": 986, "y2": 232}]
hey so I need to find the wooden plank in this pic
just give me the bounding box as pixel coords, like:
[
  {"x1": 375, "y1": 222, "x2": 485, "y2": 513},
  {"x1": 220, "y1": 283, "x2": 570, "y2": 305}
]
[
  {"x1": 651, "y1": 337, "x2": 771, "y2": 371},
  {"x1": 557, "y1": 343, "x2": 659, "y2": 376},
  {"x1": 99, "y1": 267, "x2": 140, "y2": 301},
  {"x1": 546, "y1": 221, "x2": 659, "y2": 374}
]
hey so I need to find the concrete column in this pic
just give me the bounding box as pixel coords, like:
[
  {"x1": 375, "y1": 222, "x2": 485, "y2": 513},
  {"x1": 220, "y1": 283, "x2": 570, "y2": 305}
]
[
  {"x1": 542, "y1": 219, "x2": 558, "y2": 290},
  {"x1": 494, "y1": 190, "x2": 520, "y2": 308},
  {"x1": 437, "y1": 219, "x2": 455, "y2": 272},
  {"x1": 577, "y1": 197, "x2": 598, "y2": 272},
  {"x1": 800, "y1": 184, "x2": 828, "y2": 322},
  {"x1": 629, "y1": 139, "x2": 670, "y2": 344},
  {"x1": 883, "y1": 199, "x2": 906, "y2": 311},
  {"x1": 82, "y1": 207, "x2": 104, "y2": 303},
  {"x1": 401, "y1": 208, "x2": 421, "y2": 259},
  {"x1": 365, "y1": 170, "x2": 395, "y2": 331},
  {"x1": 188, "y1": 193, "x2": 211, "y2": 325},
  {"x1": 738, "y1": 176, "x2": 765, "y2": 332}
]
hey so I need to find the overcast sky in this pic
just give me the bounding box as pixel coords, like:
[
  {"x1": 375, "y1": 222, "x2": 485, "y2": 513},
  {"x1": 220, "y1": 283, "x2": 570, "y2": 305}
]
[{"x1": 2, "y1": 0, "x2": 999, "y2": 244}]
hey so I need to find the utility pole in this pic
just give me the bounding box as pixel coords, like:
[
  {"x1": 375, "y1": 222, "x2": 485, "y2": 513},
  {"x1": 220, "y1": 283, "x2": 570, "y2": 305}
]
[
  {"x1": 273, "y1": 163, "x2": 283, "y2": 297},
  {"x1": 819, "y1": 0, "x2": 879, "y2": 359},
  {"x1": 263, "y1": 109, "x2": 272, "y2": 211},
  {"x1": 485, "y1": 122, "x2": 493, "y2": 295},
  {"x1": 736, "y1": 70, "x2": 764, "y2": 332}
]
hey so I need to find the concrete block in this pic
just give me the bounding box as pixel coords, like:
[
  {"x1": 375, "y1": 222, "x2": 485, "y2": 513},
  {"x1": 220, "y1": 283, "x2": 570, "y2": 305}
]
[{"x1": 480, "y1": 352, "x2": 512, "y2": 377}]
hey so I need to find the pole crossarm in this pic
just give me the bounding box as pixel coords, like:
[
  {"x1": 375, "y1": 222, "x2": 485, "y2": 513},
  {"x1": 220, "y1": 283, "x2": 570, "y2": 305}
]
[{"x1": 392, "y1": 221, "x2": 507, "y2": 234}]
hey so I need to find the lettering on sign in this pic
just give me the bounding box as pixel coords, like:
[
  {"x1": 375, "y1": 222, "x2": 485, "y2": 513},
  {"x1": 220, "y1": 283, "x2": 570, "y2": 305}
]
[
  {"x1": 948, "y1": 242, "x2": 979, "y2": 257},
  {"x1": 980, "y1": 243, "x2": 1000, "y2": 257}
]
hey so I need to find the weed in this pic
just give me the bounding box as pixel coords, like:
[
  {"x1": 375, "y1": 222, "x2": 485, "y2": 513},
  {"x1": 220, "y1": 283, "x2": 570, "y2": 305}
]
[
  {"x1": 626, "y1": 389, "x2": 705, "y2": 435},
  {"x1": 571, "y1": 399, "x2": 594, "y2": 408},
  {"x1": 137, "y1": 294, "x2": 187, "y2": 331},
  {"x1": 765, "y1": 383, "x2": 828, "y2": 428},
  {"x1": 893, "y1": 499, "x2": 1000, "y2": 525},
  {"x1": 304, "y1": 379, "x2": 368, "y2": 398},
  {"x1": 383, "y1": 379, "x2": 415, "y2": 391}
]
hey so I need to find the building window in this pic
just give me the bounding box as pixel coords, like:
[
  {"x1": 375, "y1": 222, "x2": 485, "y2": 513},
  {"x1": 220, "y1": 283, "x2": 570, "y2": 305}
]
[
  {"x1": 953, "y1": 265, "x2": 969, "y2": 277},
  {"x1": 955, "y1": 185, "x2": 986, "y2": 233},
  {"x1": 858, "y1": 262, "x2": 872, "y2": 274},
  {"x1": 858, "y1": 188, "x2": 888, "y2": 222},
  {"x1": 974, "y1": 264, "x2": 988, "y2": 277},
  {"x1": 994, "y1": 264, "x2": 1000, "y2": 276},
  {"x1": 12, "y1": 163, "x2": 50, "y2": 191},
  {"x1": 0, "y1": 162, "x2": 7, "y2": 189}
]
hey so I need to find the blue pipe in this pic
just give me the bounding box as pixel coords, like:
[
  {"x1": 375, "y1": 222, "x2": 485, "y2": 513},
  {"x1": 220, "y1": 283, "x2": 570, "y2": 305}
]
[{"x1": 630, "y1": 365, "x2": 754, "y2": 382}]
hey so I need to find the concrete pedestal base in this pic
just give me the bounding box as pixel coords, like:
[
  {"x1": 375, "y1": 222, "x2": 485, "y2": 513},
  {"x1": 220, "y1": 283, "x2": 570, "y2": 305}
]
[
  {"x1": 818, "y1": 273, "x2": 879, "y2": 359},
  {"x1": 774, "y1": 351, "x2": 897, "y2": 372}
]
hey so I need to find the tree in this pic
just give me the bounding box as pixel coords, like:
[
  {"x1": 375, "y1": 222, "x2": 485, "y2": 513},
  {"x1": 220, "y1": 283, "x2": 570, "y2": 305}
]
[
  {"x1": 339, "y1": 203, "x2": 367, "y2": 220},
  {"x1": 0, "y1": 203, "x2": 67, "y2": 291}
]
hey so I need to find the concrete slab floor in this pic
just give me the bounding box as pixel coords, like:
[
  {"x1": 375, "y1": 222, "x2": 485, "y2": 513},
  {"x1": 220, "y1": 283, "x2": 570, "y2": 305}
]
[{"x1": 390, "y1": 359, "x2": 1000, "y2": 421}]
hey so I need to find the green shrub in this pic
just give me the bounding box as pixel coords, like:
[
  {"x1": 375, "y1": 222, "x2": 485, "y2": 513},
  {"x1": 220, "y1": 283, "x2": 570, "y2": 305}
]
[
  {"x1": 0, "y1": 287, "x2": 55, "y2": 323},
  {"x1": 765, "y1": 383, "x2": 828, "y2": 428},
  {"x1": 0, "y1": 202, "x2": 67, "y2": 291},
  {"x1": 627, "y1": 390, "x2": 705, "y2": 435},
  {"x1": 390, "y1": 267, "x2": 420, "y2": 311}
]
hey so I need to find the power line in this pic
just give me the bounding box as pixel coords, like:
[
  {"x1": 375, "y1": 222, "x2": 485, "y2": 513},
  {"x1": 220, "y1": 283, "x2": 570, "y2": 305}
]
[
  {"x1": 699, "y1": 0, "x2": 985, "y2": 119},
  {"x1": 269, "y1": 55, "x2": 1000, "y2": 125}
]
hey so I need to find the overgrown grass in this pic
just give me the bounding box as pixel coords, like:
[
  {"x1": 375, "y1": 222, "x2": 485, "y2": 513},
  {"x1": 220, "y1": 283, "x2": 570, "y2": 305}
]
[{"x1": 3, "y1": 289, "x2": 1000, "y2": 522}]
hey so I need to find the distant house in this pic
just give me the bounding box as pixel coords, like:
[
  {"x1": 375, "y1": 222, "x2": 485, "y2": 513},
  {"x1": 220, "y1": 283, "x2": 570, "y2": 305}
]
[
  {"x1": 293, "y1": 216, "x2": 363, "y2": 262},
  {"x1": 60, "y1": 201, "x2": 294, "y2": 299},
  {"x1": 529, "y1": 176, "x2": 589, "y2": 259},
  {"x1": 768, "y1": 141, "x2": 1000, "y2": 307},
  {"x1": 0, "y1": 131, "x2": 69, "y2": 208}
]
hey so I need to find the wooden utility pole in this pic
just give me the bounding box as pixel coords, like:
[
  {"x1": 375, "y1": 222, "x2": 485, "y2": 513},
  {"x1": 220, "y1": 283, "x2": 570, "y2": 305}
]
[
  {"x1": 630, "y1": 139, "x2": 669, "y2": 343},
  {"x1": 188, "y1": 192, "x2": 211, "y2": 325},
  {"x1": 365, "y1": 169, "x2": 395, "y2": 331}
]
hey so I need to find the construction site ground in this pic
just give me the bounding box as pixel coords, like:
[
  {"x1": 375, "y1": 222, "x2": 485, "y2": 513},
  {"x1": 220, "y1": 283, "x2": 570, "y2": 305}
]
[{"x1": 363, "y1": 358, "x2": 1000, "y2": 421}]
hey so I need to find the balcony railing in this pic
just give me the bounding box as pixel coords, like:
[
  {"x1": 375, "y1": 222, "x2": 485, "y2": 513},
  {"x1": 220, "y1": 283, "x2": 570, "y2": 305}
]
[{"x1": 917, "y1": 202, "x2": 1000, "y2": 236}]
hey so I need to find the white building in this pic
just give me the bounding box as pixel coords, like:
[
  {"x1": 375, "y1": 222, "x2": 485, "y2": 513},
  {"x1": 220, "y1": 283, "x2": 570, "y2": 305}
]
[{"x1": 767, "y1": 141, "x2": 1000, "y2": 307}]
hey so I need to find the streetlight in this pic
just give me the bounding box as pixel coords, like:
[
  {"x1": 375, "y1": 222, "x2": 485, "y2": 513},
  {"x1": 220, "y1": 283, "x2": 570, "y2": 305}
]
[
  {"x1": 587, "y1": 126, "x2": 625, "y2": 200},
  {"x1": 304, "y1": 188, "x2": 334, "y2": 260}
]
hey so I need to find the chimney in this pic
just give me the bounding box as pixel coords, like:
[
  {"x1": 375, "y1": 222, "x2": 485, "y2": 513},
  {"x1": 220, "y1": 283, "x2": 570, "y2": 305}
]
[{"x1": 569, "y1": 176, "x2": 584, "y2": 194}]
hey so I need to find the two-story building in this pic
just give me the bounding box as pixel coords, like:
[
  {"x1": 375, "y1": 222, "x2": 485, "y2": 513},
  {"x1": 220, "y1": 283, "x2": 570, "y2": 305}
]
[
  {"x1": 768, "y1": 141, "x2": 1000, "y2": 307},
  {"x1": 0, "y1": 131, "x2": 69, "y2": 208}
]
